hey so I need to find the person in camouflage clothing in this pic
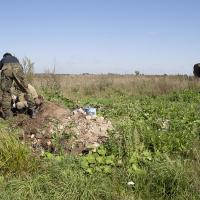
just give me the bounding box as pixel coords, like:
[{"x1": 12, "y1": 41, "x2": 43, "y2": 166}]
[
  {"x1": 0, "y1": 53, "x2": 37, "y2": 119},
  {"x1": 11, "y1": 83, "x2": 43, "y2": 113}
]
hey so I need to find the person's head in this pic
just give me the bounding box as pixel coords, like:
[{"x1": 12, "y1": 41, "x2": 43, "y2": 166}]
[{"x1": 3, "y1": 52, "x2": 12, "y2": 58}]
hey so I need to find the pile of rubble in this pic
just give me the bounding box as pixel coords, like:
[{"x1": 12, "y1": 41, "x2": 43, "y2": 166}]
[
  {"x1": 16, "y1": 103, "x2": 113, "y2": 154},
  {"x1": 70, "y1": 108, "x2": 113, "y2": 150}
]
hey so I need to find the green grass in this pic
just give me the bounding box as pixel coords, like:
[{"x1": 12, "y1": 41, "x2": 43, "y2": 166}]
[
  {"x1": 0, "y1": 121, "x2": 39, "y2": 177},
  {"x1": 0, "y1": 157, "x2": 135, "y2": 200},
  {"x1": 0, "y1": 88, "x2": 200, "y2": 199}
]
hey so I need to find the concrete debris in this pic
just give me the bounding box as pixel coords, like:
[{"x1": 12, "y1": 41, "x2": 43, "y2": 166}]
[{"x1": 16, "y1": 103, "x2": 113, "y2": 154}]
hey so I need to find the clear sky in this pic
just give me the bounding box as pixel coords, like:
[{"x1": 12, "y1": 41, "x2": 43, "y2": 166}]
[{"x1": 0, "y1": 0, "x2": 200, "y2": 74}]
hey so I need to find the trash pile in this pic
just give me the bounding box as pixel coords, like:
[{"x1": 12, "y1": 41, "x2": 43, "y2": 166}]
[{"x1": 16, "y1": 102, "x2": 113, "y2": 154}]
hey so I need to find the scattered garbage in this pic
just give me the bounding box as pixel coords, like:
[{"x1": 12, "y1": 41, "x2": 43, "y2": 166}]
[
  {"x1": 15, "y1": 102, "x2": 113, "y2": 154},
  {"x1": 127, "y1": 181, "x2": 135, "y2": 187},
  {"x1": 84, "y1": 107, "x2": 97, "y2": 116}
]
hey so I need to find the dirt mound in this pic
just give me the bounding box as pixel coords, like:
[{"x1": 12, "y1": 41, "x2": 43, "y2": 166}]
[
  {"x1": 39, "y1": 102, "x2": 71, "y2": 120},
  {"x1": 15, "y1": 102, "x2": 113, "y2": 154}
]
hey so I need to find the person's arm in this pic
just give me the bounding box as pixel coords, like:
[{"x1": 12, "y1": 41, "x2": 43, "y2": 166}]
[{"x1": 0, "y1": 59, "x2": 3, "y2": 70}]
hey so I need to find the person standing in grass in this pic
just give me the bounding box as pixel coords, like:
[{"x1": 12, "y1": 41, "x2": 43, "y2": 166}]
[{"x1": 0, "y1": 53, "x2": 37, "y2": 119}]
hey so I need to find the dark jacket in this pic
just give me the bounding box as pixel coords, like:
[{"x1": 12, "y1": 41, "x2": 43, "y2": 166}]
[{"x1": 0, "y1": 55, "x2": 20, "y2": 70}]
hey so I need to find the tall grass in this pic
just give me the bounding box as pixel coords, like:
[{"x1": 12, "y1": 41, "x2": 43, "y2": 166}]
[
  {"x1": 33, "y1": 74, "x2": 200, "y2": 99},
  {"x1": 0, "y1": 128, "x2": 39, "y2": 176},
  {"x1": 0, "y1": 157, "x2": 135, "y2": 200}
]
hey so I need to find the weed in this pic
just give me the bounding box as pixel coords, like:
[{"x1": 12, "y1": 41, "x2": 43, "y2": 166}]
[
  {"x1": 0, "y1": 129, "x2": 39, "y2": 176},
  {"x1": 1, "y1": 75, "x2": 200, "y2": 199}
]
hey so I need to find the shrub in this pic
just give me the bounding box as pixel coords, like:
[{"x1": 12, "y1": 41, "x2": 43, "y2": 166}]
[{"x1": 21, "y1": 57, "x2": 34, "y2": 83}]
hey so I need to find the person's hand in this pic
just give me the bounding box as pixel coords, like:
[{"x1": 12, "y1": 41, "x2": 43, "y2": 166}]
[{"x1": 34, "y1": 95, "x2": 43, "y2": 106}]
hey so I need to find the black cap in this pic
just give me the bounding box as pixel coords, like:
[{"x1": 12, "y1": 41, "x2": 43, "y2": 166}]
[{"x1": 3, "y1": 52, "x2": 12, "y2": 58}]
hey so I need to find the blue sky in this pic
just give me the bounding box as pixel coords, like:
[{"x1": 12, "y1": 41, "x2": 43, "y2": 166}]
[{"x1": 0, "y1": 0, "x2": 200, "y2": 74}]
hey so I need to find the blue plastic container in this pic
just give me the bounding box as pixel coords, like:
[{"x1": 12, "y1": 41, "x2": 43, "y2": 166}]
[{"x1": 84, "y1": 107, "x2": 96, "y2": 116}]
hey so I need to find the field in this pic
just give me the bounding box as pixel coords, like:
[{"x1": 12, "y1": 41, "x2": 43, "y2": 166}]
[{"x1": 0, "y1": 74, "x2": 200, "y2": 200}]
